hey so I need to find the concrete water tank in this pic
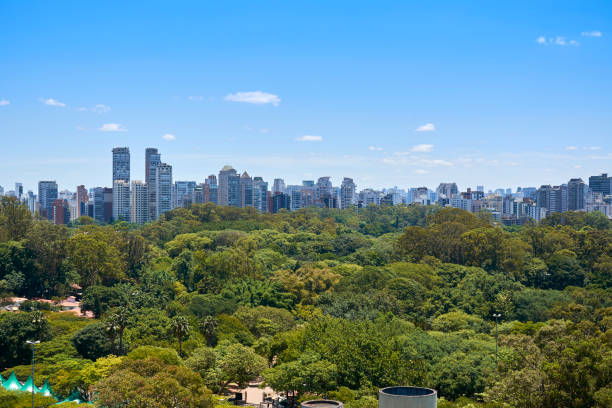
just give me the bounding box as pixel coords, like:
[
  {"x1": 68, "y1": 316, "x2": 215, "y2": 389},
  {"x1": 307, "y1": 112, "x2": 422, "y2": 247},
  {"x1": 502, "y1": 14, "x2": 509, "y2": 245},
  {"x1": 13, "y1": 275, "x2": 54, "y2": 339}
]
[
  {"x1": 301, "y1": 400, "x2": 344, "y2": 408},
  {"x1": 379, "y1": 386, "x2": 437, "y2": 408}
]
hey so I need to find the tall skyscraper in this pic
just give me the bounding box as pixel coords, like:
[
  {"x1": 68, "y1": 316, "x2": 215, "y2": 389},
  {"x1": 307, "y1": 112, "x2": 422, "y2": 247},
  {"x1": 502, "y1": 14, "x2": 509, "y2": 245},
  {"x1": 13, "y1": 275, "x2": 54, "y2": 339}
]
[
  {"x1": 272, "y1": 192, "x2": 291, "y2": 213},
  {"x1": 272, "y1": 178, "x2": 286, "y2": 194},
  {"x1": 340, "y1": 177, "x2": 356, "y2": 209},
  {"x1": 112, "y1": 180, "x2": 131, "y2": 221},
  {"x1": 218, "y1": 165, "x2": 240, "y2": 207},
  {"x1": 76, "y1": 185, "x2": 88, "y2": 218},
  {"x1": 253, "y1": 177, "x2": 268, "y2": 212},
  {"x1": 38, "y1": 180, "x2": 58, "y2": 220},
  {"x1": 112, "y1": 147, "x2": 130, "y2": 182},
  {"x1": 51, "y1": 199, "x2": 70, "y2": 225},
  {"x1": 316, "y1": 177, "x2": 334, "y2": 207},
  {"x1": 130, "y1": 181, "x2": 148, "y2": 224},
  {"x1": 155, "y1": 163, "x2": 173, "y2": 218},
  {"x1": 568, "y1": 178, "x2": 587, "y2": 211},
  {"x1": 204, "y1": 175, "x2": 218, "y2": 204},
  {"x1": 14, "y1": 183, "x2": 23, "y2": 200},
  {"x1": 240, "y1": 172, "x2": 253, "y2": 208},
  {"x1": 92, "y1": 187, "x2": 105, "y2": 223},
  {"x1": 588, "y1": 173, "x2": 612, "y2": 196},
  {"x1": 436, "y1": 183, "x2": 459, "y2": 199},
  {"x1": 175, "y1": 181, "x2": 197, "y2": 207},
  {"x1": 145, "y1": 148, "x2": 161, "y2": 221}
]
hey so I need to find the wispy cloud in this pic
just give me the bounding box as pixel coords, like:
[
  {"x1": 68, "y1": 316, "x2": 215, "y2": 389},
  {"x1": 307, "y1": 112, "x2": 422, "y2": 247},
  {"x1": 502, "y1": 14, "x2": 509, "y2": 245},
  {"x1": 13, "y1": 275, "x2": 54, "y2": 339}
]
[
  {"x1": 225, "y1": 91, "x2": 281, "y2": 106},
  {"x1": 77, "y1": 104, "x2": 111, "y2": 113},
  {"x1": 99, "y1": 123, "x2": 127, "y2": 132},
  {"x1": 536, "y1": 36, "x2": 579, "y2": 46},
  {"x1": 565, "y1": 145, "x2": 600, "y2": 151},
  {"x1": 368, "y1": 146, "x2": 383, "y2": 151},
  {"x1": 410, "y1": 144, "x2": 434, "y2": 153},
  {"x1": 43, "y1": 98, "x2": 66, "y2": 107},
  {"x1": 296, "y1": 135, "x2": 323, "y2": 142},
  {"x1": 415, "y1": 123, "x2": 435, "y2": 132},
  {"x1": 581, "y1": 31, "x2": 602, "y2": 37},
  {"x1": 414, "y1": 169, "x2": 428, "y2": 175},
  {"x1": 0, "y1": 99, "x2": 9, "y2": 106},
  {"x1": 162, "y1": 133, "x2": 176, "y2": 141},
  {"x1": 188, "y1": 96, "x2": 205, "y2": 101}
]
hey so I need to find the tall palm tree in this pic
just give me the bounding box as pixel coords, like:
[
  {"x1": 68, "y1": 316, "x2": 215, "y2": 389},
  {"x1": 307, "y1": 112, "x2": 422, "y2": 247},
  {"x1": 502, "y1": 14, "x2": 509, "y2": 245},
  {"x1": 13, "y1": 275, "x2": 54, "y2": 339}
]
[
  {"x1": 171, "y1": 315, "x2": 190, "y2": 357},
  {"x1": 104, "y1": 315, "x2": 120, "y2": 354},
  {"x1": 110, "y1": 307, "x2": 129, "y2": 356},
  {"x1": 199, "y1": 315, "x2": 218, "y2": 347}
]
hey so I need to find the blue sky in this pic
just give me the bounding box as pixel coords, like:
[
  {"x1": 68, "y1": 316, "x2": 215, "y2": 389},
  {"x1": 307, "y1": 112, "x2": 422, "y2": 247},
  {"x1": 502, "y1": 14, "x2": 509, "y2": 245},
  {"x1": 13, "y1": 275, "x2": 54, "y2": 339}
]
[{"x1": 1, "y1": 0, "x2": 611, "y2": 193}]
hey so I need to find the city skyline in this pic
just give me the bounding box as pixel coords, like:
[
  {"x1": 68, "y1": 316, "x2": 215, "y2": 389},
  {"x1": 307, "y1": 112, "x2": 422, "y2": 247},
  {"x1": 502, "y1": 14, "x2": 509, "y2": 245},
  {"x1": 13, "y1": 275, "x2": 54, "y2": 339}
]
[{"x1": 1, "y1": 1, "x2": 611, "y2": 189}]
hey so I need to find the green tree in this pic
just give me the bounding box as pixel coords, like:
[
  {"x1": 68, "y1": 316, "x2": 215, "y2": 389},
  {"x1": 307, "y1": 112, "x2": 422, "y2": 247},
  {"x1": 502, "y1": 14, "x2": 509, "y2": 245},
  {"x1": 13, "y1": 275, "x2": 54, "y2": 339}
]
[{"x1": 171, "y1": 315, "x2": 190, "y2": 357}]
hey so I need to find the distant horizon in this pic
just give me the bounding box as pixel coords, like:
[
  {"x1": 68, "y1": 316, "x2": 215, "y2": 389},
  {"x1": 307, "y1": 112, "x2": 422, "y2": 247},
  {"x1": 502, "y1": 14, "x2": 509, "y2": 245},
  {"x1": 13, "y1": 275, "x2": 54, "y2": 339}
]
[
  {"x1": 2, "y1": 1, "x2": 611, "y2": 190},
  {"x1": 1, "y1": 144, "x2": 610, "y2": 194}
]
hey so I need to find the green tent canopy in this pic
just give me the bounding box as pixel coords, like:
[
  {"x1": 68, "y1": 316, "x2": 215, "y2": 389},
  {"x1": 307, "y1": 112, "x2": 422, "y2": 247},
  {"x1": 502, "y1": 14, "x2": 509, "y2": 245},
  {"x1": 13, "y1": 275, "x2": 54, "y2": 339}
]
[
  {"x1": 2, "y1": 372, "x2": 22, "y2": 391},
  {"x1": 39, "y1": 379, "x2": 54, "y2": 397},
  {"x1": 20, "y1": 375, "x2": 41, "y2": 393}
]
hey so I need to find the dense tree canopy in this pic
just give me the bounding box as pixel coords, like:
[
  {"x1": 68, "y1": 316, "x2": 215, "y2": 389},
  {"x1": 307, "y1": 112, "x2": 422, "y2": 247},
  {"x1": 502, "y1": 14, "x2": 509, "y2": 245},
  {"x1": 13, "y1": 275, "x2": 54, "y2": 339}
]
[{"x1": 0, "y1": 200, "x2": 611, "y2": 407}]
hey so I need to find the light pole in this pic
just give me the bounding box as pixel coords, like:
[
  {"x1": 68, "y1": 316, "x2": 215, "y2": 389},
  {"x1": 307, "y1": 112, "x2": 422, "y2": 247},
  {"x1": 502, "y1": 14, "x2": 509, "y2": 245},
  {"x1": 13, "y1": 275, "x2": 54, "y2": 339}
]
[
  {"x1": 492, "y1": 313, "x2": 501, "y2": 367},
  {"x1": 26, "y1": 340, "x2": 40, "y2": 408}
]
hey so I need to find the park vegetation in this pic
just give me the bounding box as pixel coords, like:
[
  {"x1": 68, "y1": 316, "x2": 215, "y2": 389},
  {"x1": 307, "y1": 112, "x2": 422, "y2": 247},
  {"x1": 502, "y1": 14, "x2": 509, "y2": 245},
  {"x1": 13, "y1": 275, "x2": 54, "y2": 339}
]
[{"x1": 0, "y1": 196, "x2": 611, "y2": 408}]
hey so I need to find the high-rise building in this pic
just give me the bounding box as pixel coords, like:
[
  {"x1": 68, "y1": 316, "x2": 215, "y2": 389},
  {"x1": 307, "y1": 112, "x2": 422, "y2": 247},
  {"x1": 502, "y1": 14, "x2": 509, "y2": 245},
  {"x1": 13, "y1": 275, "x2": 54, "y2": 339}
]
[
  {"x1": 316, "y1": 177, "x2": 333, "y2": 205},
  {"x1": 436, "y1": 183, "x2": 459, "y2": 199},
  {"x1": 218, "y1": 165, "x2": 237, "y2": 206},
  {"x1": 537, "y1": 185, "x2": 552, "y2": 213},
  {"x1": 253, "y1": 177, "x2": 268, "y2": 212},
  {"x1": 145, "y1": 148, "x2": 162, "y2": 220},
  {"x1": 272, "y1": 192, "x2": 290, "y2": 213},
  {"x1": 155, "y1": 163, "x2": 173, "y2": 218},
  {"x1": 112, "y1": 147, "x2": 130, "y2": 182},
  {"x1": 588, "y1": 173, "x2": 612, "y2": 196},
  {"x1": 130, "y1": 181, "x2": 148, "y2": 224},
  {"x1": 92, "y1": 187, "x2": 105, "y2": 223},
  {"x1": 38, "y1": 180, "x2": 58, "y2": 220},
  {"x1": 240, "y1": 172, "x2": 253, "y2": 207},
  {"x1": 287, "y1": 185, "x2": 302, "y2": 210},
  {"x1": 14, "y1": 183, "x2": 23, "y2": 200},
  {"x1": 76, "y1": 185, "x2": 88, "y2": 218},
  {"x1": 26, "y1": 191, "x2": 37, "y2": 214},
  {"x1": 51, "y1": 199, "x2": 70, "y2": 225},
  {"x1": 340, "y1": 177, "x2": 356, "y2": 209},
  {"x1": 112, "y1": 180, "x2": 131, "y2": 221},
  {"x1": 568, "y1": 178, "x2": 588, "y2": 211},
  {"x1": 0, "y1": 185, "x2": 4, "y2": 196},
  {"x1": 175, "y1": 181, "x2": 197, "y2": 208},
  {"x1": 103, "y1": 187, "x2": 113, "y2": 223},
  {"x1": 272, "y1": 178, "x2": 286, "y2": 194},
  {"x1": 204, "y1": 175, "x2": 218, "y2": 204}
]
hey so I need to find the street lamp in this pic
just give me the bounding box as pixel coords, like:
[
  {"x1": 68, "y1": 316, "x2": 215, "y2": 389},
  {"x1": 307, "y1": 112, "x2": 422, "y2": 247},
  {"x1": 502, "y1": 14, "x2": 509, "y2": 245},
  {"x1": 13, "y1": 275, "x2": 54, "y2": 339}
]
[
  {"x1": 492, "y1": 313, "x2": 501, "y2": 367},
  {"x1": 26, "y1": 340, "x2": 40, "y2": 408}
]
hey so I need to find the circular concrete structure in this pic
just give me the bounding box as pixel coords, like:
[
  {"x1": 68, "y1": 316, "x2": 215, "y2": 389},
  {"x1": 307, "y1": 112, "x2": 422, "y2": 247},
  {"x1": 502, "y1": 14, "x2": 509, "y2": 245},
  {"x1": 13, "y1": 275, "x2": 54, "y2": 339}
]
[
  {"x1": 379, "y1": 386, "x2": 437, "y2": 408},
  {"x1": 301, "y1": 400, "x2": 344, "y2": 408}
]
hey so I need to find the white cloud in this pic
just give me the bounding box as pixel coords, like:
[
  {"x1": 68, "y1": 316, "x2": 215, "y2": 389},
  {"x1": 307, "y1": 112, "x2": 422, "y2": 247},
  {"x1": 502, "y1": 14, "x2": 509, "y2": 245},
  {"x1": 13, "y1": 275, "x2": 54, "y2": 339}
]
[
  {"x1": 414, "y1": 169, "x2": 428, "y2": 175},
  {"x1": 0, "y1": 99, "x2": 9, "y2": 106},
  {"x1": 296, "y1": 135, "x2": 323, "y2": 142},
  {"x1": 162, "y1": 133, "x2": 176, "y2": 141},
  {"x1": 225, "y1": 91, "x2": 281, "y2": 106},
  {"x1": 99, "y1": 123, "x2": 127, "y2": 132},
  {"x1": 536, "y1": 36, "x2": 579, "y2": 46},
  {"x1": 582, "y1": 31, "x2": 602, "y2": 37},
  {"x1": 415, "y1": 123, "x2": 435, "y2": 132},
  {"x1": 420, "y1": 159, "x2": 452, "y2": 166},
  {"x1": 410, "y1": 144, "x2": 434, "y2": 153},
  {"x1": 566, "y1": 145, "x2": 601, "y2": 151},
  {"x1": 369, "y1": 146, "x2": 383, "y2": 151},
  {"x1": 188, "y1": 96, "x2": 205, "y2": 101},
  {"x1": 585, "y1": 146, "x2": 601, "y2": 151},
  {"x1": 78, "y1": 104, "x2": 111, "y2": 113},
  {"x1": 43, "y1": 98, "x2": 66, "y2": 107},
  {"x1": 259, "y1": 128, "x2": 270, "y2": 134},
  {"x1": 565, "y1": 146, "x2": 578, "y2": 151}
]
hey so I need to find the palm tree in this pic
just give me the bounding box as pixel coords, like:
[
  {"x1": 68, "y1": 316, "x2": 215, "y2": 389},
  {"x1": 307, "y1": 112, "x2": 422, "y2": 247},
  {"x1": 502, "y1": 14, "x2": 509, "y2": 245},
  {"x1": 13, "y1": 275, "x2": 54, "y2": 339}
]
[
  {"x1": 199, "y1": 315, "x2": 218, "y2": 347},
  {"x1": 110, "y1": 307, "x2": 129, "y2": 355},
  {"x1": 171, "y1": 315, "x2": 190, "y2": 357},
  {"x1": 104, "y1": 315, "x2": 120, "y2": 354}
]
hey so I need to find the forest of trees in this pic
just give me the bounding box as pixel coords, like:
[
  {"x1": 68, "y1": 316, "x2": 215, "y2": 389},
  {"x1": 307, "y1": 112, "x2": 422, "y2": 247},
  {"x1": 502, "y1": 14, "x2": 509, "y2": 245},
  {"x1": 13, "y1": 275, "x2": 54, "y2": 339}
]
[{"x1": 0, "y1": 196, "x2": 611, "y2": 408}]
